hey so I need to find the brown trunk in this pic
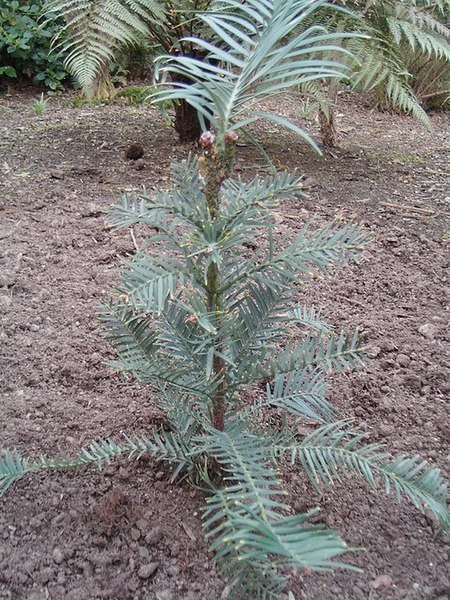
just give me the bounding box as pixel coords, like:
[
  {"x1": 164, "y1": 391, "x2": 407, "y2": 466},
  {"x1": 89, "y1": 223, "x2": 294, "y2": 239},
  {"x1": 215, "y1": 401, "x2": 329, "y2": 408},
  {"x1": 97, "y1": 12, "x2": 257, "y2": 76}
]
[
  {"x1": 174, "y1": 99, "x2": 203, "y2": 143},
  {"x1": 318, "y1": 106, "x2": 338, "y2": 148},
  {"x1": 212, "y1": 356, "x2": 226, "y2": 431},
  {"x1": 89, "y1": 63, "x2": 115, "y2": 100}
]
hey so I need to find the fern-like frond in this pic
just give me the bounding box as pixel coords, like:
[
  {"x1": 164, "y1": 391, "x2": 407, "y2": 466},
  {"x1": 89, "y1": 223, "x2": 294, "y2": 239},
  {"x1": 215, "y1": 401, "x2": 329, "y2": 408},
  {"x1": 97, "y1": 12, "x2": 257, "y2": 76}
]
[
  {"x1": 0, "y1": 432, "x2": 196, "y2": 497},
  {"x1": 267, "y1": 368, "x2": 337, "y2": 423},
  {"x1": 100, "y1": 302, "x2": 158, "y2": 374},
  {"x1": 101, "y1": 301, "x2": 216, "y2": 396},
  {"x1": 223, "y1": 220, "x2": 368, "y2": 298},
  {"x1": 45, "y1": 0, "x2": 166, "y2": 94},
  {"x1": 109, "y1": 156, "x2": 209, "y2": 233},
  {"x1": 242, "y1": 330, "x2": 366, "y2": 383},
  {"x1": 119, "y1": 254, "x2": 188, "y2": 313},
  {"x1": 231, "y1": 280, "x2": 291, "y2": 352},
  {"x1": 279, "y1": 421, "x2": 449, "y2": 528},
  {"x1": 219, "y1": 172, "x2": 303, "y2": 223},
  {"x1": 198, "y1": 423, "x2": 354, "y2": 598},
  {"x1": 288, "y1": 306, "x2": 332, "y2": 334}
]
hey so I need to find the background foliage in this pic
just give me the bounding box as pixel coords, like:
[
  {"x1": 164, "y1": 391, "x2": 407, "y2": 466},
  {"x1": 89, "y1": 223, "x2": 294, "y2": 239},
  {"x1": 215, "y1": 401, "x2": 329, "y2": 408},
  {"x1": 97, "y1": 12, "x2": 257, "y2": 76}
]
[{"x1": 0, "y1": 0, "x2": 70, "y2": 90}]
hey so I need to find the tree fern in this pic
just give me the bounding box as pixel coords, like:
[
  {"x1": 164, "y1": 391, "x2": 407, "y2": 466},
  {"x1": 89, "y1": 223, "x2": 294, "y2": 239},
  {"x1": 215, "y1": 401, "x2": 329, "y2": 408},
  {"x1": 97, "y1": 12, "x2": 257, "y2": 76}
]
[
  {"x1": 44, "y1": 0, "x2": 167, "y2": 94},
  {"x1": 299, "y1": 0, "x2": 449, "y2": 143}
]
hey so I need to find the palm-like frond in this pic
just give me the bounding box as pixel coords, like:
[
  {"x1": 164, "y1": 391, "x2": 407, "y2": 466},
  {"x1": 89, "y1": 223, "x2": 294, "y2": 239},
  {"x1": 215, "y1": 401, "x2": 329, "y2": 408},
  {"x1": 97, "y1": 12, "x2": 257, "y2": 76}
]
[
  {"x1": 45, "y1": 0, "x2": 166, "y2": 94},
  {"x1": 277, "y1": 421, "x2": 449, "y2": 528},
  {"x1": 154, "y1": 0, "x2": 353, "y2": 148}
]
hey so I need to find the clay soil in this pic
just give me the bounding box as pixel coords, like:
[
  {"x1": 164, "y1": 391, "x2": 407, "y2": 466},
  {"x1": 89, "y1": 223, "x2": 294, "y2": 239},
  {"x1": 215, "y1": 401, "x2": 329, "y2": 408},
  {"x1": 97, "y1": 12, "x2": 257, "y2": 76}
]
[{"x1": 0, "y1": 90, "x2": 449, "y2": 600}]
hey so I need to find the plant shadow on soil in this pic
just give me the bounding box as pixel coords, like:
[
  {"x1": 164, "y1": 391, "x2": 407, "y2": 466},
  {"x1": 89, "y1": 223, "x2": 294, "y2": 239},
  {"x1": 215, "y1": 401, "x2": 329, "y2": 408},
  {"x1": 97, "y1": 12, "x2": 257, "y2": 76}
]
[{"x1": 0, "y1": 90, "x2": 449, "y2": 600}]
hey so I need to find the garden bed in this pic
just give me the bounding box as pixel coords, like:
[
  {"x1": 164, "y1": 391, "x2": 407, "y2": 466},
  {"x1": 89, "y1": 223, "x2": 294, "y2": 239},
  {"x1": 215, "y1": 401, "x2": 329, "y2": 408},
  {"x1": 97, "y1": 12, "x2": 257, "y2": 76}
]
[{"x1": 0, "y1": 90, "x2": 448, "y2": 600}]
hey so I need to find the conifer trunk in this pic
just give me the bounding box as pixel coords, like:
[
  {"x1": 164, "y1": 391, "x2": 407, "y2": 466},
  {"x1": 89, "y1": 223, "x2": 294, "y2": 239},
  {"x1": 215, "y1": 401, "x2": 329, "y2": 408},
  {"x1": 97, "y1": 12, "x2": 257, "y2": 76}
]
[{"x1": 200, "y1": 132, "x2": 237, "y2": 430}]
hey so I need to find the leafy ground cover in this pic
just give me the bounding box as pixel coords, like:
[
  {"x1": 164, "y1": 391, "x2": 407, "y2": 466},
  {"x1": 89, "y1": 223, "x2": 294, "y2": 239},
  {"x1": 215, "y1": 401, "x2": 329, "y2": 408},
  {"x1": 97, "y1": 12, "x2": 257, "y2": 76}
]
[{"x1": 0, "y1": 90, "x2": 449, "y2": 600}]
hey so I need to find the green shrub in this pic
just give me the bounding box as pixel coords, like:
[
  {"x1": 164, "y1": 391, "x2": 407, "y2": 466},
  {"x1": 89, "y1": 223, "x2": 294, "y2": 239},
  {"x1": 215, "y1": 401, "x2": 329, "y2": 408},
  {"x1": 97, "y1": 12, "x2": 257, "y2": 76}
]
[{"x1": 0, "y1": 0, "x2": 69, "y2": 90}]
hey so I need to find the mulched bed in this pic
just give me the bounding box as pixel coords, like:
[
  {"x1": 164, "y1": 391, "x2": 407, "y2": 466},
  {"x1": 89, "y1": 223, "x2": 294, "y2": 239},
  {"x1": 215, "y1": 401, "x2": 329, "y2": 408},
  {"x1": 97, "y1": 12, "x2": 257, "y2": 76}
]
[{"x1": 0, "y1": 89, "x2": 449, "y2": 600}]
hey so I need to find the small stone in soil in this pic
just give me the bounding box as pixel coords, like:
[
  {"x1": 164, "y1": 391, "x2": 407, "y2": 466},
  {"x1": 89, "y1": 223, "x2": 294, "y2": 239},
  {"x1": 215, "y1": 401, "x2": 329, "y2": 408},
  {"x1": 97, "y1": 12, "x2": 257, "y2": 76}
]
[
  {"x1": 379, "y1": 424, "x2": 394, "y2": 437},
  {"x1": 138, "y1": 546, "x2": 150, "y2": 559},
  {"x1": 396, "y1": 353, "x2": 411, "y2": 367},
  {"x1": 145, "y1": 526, "x2": 163, "y2": 545},
  {"x1": 26, "y1": 593, "x2": 47, "y2": 600},
  {"x1": 403, "y1": 374, "x2": 422, "y2": 390},
  {"x1": 418, "y1": 323, "x2": 438, "y2": 339},
  {"x1": 52, "y1": 548, "x2": 64, "y2": 565},
  {"x1": 156, "y1": 591, "x2": 173, "y2": 600},
  {"x1": 137, "y1": 562, "x2": 159, "y2": 579},
  {"x1": 372, "y1": 574, "x2": 393, "y2": 590},
  {"x1": 136, "y1": 518, "x2": 149, "y2": 532},
  {"x1": 125, "y1": 143, "x2": 144, "y2": 160},
  {"x1": 128, "y1": 577, "x2": 140, "y2": 592},
  {"x1": 367, "y1": 345, "x2": 381, "y2": 358}
]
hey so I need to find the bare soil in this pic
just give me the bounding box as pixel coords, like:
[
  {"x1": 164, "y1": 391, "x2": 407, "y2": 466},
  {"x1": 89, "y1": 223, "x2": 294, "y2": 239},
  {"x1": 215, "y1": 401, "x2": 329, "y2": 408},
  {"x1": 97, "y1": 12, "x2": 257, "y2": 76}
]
[{"x1": 0, "y1": 90, "x2": 449, "y2": 600}]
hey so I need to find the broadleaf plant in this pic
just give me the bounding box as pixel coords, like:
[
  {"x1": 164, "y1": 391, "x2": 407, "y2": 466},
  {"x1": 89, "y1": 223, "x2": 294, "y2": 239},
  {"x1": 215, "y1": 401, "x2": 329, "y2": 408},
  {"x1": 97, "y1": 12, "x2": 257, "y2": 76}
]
[{"x1": 1, "y1": 1, "x2": 448, "y2": 598}]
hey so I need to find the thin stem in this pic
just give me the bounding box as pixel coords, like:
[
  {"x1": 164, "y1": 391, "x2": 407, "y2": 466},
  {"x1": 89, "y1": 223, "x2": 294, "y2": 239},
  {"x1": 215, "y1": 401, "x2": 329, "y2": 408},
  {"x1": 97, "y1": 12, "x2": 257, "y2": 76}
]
[{"x1": 201, "y1": 134, "x2": 238, "y2": 430}]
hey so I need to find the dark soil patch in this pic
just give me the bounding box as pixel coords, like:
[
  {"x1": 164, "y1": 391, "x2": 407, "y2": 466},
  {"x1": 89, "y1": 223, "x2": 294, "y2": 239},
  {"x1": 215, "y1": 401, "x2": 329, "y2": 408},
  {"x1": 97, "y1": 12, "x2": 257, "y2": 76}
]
[{"x1": 0, "y1": 90, "x2": 449, "y2": 600}]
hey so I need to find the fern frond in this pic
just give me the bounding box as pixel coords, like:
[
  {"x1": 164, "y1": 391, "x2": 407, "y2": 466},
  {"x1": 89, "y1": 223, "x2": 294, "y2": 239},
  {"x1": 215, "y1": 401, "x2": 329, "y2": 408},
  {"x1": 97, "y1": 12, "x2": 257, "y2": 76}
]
[
  {"x1": 394, "y1": 2, "x2": 450, "y2": 44},
  {"x1": 45, "y1": 0, "x2": 166, "y2": 94},
  {"x1": 385, "y1": 71, "x2": 431, "y2": 125}
]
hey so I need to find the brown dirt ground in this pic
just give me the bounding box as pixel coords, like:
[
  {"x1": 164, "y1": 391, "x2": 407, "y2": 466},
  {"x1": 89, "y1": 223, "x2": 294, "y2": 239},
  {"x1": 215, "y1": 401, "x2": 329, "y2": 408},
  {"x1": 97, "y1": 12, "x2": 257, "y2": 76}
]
[{"x1": 0, "y1": 89, "x2": 449, "y2": 600}]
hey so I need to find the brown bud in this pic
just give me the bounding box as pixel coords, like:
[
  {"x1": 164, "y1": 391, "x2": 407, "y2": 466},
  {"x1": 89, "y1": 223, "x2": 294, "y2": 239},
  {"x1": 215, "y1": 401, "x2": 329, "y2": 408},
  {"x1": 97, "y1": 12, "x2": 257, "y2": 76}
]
[
  {"x1": 199, "y1": 131, "x2": 216, "y2": 148},
  {"x1": 224, "y1": 130, "x2": 238, "y2": 143}
]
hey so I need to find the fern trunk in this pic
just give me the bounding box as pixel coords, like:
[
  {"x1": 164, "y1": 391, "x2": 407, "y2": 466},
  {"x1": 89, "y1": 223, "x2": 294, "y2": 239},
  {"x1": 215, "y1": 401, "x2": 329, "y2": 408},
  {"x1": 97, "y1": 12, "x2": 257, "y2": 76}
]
[
  {"x1": 318, "y1": 106, "x2": 338, "y2": 148},
  {"x1": 174, "y1": 99, "x2": 203, "y2": 143}
]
